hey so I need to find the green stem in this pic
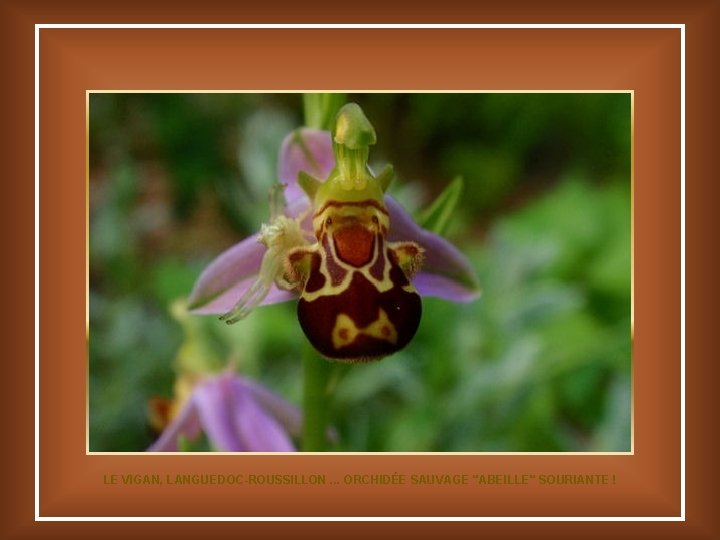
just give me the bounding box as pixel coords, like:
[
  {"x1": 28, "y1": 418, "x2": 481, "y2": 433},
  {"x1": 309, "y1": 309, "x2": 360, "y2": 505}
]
[
  {"x1": 299, "y1": 93, "x2": 348, "y2": 451},
  {"x1": 303, "y1": 93, "x2": 346, "y2": 131},
  {"x1": 302, "y1": 346, "x2": 333, "y2": 451}
]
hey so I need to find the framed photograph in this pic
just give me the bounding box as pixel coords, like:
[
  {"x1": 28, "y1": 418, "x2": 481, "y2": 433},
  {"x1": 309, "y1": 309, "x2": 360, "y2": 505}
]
[
  {"x1": 88, "y1": 89, "x2": 632, "y2": 459},
  {"x1": 17, "y1": 7, "x2": 712, "y2": 536}
]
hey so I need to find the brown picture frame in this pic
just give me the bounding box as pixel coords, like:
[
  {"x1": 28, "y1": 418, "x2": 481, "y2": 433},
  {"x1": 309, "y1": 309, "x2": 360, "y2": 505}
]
[{"x1": 8, "y1": 3, "x2": 715, "y2": 536}]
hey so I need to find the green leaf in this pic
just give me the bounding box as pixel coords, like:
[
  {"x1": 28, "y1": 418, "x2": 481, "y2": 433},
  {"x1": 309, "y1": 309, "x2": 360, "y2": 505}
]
[{"x1": 416, "y1": 175, "x2": 464, "y2": 235}]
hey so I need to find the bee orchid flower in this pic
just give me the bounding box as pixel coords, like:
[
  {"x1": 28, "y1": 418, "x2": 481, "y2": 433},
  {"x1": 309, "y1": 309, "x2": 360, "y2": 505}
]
[
  {"x1": 188, "y1": 104, "x2": 480, "y2": 361},
  {"x1": 148, "y1": 371, "x2": 301, "y2": 452}
]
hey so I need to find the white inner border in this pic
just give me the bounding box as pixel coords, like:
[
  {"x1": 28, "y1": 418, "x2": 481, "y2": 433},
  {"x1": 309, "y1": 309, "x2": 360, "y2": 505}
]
[{"x1": 35, "y1": 23, "x2": 685, "y2": 522}]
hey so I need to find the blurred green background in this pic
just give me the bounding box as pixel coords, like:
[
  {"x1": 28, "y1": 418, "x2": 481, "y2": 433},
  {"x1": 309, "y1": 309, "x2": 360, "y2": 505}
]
[{"x1": 89, "y1": 93, "x2": 631, "y2": 452}]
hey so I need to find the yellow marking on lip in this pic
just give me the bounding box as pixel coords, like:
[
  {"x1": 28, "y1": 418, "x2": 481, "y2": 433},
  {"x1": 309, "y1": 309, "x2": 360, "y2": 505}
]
[
  {"x1": 300, "y1": 233, "x2": 395, "y2": 303},
  {"x1": 314, "y1": 199, "x2": 389, "y2": 218},
  {"x1": 331, "y1": 308, "x2": 398, "y2": 350}
]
